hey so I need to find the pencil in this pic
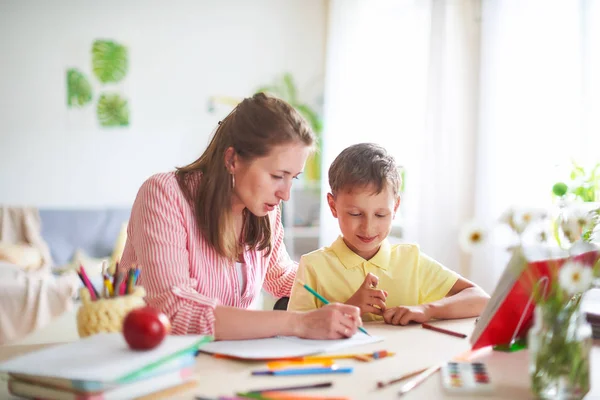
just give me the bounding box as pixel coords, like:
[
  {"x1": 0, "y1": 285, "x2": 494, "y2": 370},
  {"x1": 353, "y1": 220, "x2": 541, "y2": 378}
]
[
  {"x1": 267, "y1": 360, "x2": 334, "y2": 369},
  {"x1": 397, "y1": 364, "x2": 441, "y2": 396},
  {"x1": 376, "y1": 367, "x2": 428, "y2": 388},
  {"x1": 127, "y1": 268, "x2": 135, "y2": 294},
  {"x1": 113, "y1": 272, "x2": 124, "y2": 297},
  {"x1": 247, "y1": 381, "x2": 333, "y2": 394},
  {"x1": 78, "y1": 265, "x2": 99, "y2": 300},
  {"x1": 297, "y1": 280, "x2": 370, "y2": 336},
  {"x1": 260, "y1": 392, "x2": 350, "y2": 400},
  {"x1": 103, "y1": 274, "x2": 114, "y2": 297},
  {"x1": 75, "y1": 271, "x2": 95, "y2": 300},
  {"x1": 422, "y1": 323, "x2": 467, "y2": 339},
  {"x1": 303, "y1": 351, "x2": 395, "y2": 361}
]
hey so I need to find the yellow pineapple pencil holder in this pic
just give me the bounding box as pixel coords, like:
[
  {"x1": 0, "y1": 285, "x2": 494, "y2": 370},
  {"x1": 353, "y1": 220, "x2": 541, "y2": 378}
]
[{"x1": 76, "y1": 286, "x2": 146, "y2": 338}]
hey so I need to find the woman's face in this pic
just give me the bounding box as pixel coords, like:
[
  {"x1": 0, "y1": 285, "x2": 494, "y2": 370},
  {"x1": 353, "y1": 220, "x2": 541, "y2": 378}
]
[{"x1": 229, "y1": 142, "x2": 312, "y2": 217}]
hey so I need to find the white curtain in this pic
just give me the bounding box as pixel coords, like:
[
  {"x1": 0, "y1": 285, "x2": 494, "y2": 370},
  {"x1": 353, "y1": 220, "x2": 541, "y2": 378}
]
[
  {"x1": 471, "y1": 0, "x2": 600, "y2": 292},
  {"x1": 320, "y1": 0, "x2": 599, "y2": 294},
  {"x1": 320, "y1": 0, "x2": 481, "y2": 276}
]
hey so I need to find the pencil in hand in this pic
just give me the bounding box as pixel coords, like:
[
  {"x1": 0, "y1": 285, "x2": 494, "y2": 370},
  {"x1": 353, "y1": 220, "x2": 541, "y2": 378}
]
[{"x1": 297, "y1": 280, "x2": 370, "y2": 336}]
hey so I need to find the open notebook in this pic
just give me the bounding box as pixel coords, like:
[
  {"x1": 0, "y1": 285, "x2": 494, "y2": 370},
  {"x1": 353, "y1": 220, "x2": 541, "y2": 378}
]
[{"x1": 199, "y1": 332, "x2": 383, "y2": 360}]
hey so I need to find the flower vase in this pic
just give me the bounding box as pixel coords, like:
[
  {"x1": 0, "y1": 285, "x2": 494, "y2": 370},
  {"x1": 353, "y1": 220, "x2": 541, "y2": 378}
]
[{"x1": 528, "y1": 304, "x2": 593, "y2": 399}]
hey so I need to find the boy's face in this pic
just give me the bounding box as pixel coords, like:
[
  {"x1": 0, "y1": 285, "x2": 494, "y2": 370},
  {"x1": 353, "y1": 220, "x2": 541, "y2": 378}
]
[{"x1": 327, "y1": 184, "x2": 400, "y2": 260}]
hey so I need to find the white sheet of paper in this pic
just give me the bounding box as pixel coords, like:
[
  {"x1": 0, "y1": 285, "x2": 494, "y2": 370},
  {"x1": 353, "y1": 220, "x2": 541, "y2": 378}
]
[{"x1": 199, "y1": 332, "x2": 383, "y2": 360}]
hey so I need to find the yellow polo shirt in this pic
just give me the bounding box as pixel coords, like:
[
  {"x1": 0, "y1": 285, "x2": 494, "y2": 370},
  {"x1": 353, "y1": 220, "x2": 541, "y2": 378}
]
[{"x1": 288, "y1": 236, "x2": 459, "y2": 321}]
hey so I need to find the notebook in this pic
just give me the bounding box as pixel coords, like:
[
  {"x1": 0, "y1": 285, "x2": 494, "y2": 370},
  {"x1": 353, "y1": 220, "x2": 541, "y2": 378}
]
[
  {"x1": 8, "y1": 367, "x2": 195, "y2": 400},
  {"x1": 8, "y1": 352, "x2": 196, "y2": 393},
  {"x1": 470, "y1": 243, "x2": 599, "y2": 350},
  {"x1": 0, "y1": 333, "x2": 212, "y2": 386},
  {"x1": 199, "y1": 331, "x2": 383, "y2": 360}
]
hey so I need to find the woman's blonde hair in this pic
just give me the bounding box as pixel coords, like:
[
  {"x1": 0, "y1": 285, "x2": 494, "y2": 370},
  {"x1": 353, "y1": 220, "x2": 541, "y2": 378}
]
[{"x1": 176, "y1": 93, "x2": 315, "y2": 260}]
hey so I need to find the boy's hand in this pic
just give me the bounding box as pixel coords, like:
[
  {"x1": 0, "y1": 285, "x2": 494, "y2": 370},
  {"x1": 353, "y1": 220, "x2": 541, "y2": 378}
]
[
  {"x1": 345, "y1": 273, "x2": 388, "y2": 316},
  {"x1": 383, "y1": 305, "x2": 432, "y2": 326}
]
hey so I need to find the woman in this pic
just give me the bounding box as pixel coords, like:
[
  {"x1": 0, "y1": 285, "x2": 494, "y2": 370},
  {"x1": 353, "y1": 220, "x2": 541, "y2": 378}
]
[{"x1": 119, "y1": 93, "x2": 361, "y2": 340}]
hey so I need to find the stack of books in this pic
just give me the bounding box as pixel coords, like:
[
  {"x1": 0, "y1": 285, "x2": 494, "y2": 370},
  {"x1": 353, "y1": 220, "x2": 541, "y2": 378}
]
[
  {"x1": 582, "y1": 288, "x2": 600, "y2": 339},
  {"x1": 0, "y1": 333, "x2": 212, "y2": 399}
]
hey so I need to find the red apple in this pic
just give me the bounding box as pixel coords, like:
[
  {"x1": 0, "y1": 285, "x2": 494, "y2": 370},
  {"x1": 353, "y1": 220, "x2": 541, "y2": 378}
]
[{"x1": 122, "y1": 306, "x2": 171, "y2": 350}]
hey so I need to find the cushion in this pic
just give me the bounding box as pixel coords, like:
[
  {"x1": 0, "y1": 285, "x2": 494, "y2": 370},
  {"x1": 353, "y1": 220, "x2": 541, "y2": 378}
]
[{"x1": 0, "y1": 243, "x2": 43, "y2": 270}]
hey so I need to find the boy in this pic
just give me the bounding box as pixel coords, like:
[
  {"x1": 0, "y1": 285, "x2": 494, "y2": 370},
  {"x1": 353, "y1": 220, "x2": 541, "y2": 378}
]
[{"x1": 288, "y1": 143, "x2": 489, "y2": 325}]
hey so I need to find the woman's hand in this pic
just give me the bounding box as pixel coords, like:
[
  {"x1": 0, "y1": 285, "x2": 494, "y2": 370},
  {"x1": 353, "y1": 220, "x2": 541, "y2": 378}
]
[
  {"x1": 291, "y1": 303, "x2": 362, "y2": 339},
  {"x1": 383, "y1": 305, "x2": 432, "y2": 326},
  {"x1": 345, "y1": 273, "x2": 388, "y2": 316}
]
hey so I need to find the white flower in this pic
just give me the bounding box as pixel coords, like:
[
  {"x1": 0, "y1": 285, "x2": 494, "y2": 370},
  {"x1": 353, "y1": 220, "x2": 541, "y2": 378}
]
[
  {"x1": 532, "y1": 224, "x2": 553, "y2": 244},
  {"x1": 558, "y1": 261, "x2": 593, "y2": 295},
  {"x1": 499, "y1": 208, "x2": 515, "y2": 226},
  {"x1": 459, "y1": 221, "x2": 487, "y2": 253},
  {"x1": 559, "y1": 206, "x2": 594, "y2": 243},
  {"x1": 512, "y1": 208, "x2": 549, "y2": 234}
]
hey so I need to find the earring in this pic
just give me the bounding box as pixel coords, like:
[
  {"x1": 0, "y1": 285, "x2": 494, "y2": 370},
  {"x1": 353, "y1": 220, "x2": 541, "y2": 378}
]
[{"x1": 231, "y1": 173, "x2": 236, "y2": 189}]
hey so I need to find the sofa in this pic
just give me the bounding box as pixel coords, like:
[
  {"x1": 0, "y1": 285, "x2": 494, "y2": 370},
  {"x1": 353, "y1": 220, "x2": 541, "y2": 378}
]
[{"x1": 40, "y1": 208, "x2": 131, "y2": 268}]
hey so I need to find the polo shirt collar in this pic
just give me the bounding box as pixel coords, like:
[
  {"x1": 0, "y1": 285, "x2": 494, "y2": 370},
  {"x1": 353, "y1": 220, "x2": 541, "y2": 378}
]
[{"x1": 331, "y1": 236, "x2": 391, "y2": 270}]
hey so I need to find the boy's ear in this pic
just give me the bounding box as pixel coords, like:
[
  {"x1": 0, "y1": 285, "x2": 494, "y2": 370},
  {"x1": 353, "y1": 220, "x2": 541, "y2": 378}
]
[
  {"x1": 393, "y1": 196, "x2": 401, "y2": 216},
  {"x1": 327, "y1": 193, "x2": 338, "y2": 218}
]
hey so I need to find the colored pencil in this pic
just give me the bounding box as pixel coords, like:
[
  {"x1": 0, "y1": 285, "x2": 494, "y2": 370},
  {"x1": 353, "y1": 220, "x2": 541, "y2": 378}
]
[
  {"x1": 302, "y1": 351, "x2": 395, "y2": 362},
  {"x1": 267, "y1": 360, "x2": 334, "y2": 369},
  {"x1": 126, "y1": 268, "x2": 135, "y2": 294},
  {"x1": 112, "y1": 262, "x2": 120, "y2": 292},
  {"x1": 376, "y1": 367, "x2": 429, "y2": 388},
  {"x1": 251, "y1": 366, "x2": 353, "y2": 376},
  {"x1": 78, "y1": 265, "x2": 99, "y2": 300},
  {"x1": 247, "y1": 382, "x2": 333, "y2": 394},
  {"x1": 297, "y1": 280, "x2": 370, "y2": 336},
  {"x1": 259, "y1": 393, "x2": 350, "y2": 400},
  {"x1": 422, "y1": 323, "x2": 467, "y2": 339},
  {"x1": 103, "y1": 274, "x2": 114, "y2": 297},
  {"x1": 133, "y1": 267, "x2": 141, "y2": 284}
]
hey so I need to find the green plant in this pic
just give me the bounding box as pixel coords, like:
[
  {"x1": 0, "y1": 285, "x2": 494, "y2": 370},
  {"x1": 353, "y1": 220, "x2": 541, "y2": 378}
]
[
  {"x1": 256, "y1": 73, "x2": 323, "y2": 183},
  {"x1": 66, "y1": 68, "x2": 93, "y2": 107},
  {"x1": 92, "y1": 40, "x2": 129, "y2": 84},
  {"x1": 97, "y1": 93, "x2": 129, "y2": 127},
  {"x1": 552, "y1": 161, "x2": 600, "y2": 202}
]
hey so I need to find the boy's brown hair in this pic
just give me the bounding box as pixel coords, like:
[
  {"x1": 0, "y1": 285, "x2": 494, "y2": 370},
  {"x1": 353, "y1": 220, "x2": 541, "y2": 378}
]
[{"x1": 328, "y1": 143, "x2": 402, "y2": 197}]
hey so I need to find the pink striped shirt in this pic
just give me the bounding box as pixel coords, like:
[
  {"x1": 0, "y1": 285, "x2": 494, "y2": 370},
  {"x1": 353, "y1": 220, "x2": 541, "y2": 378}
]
[{"x1": 119, "y1": 172, "x2": 297, "y2": 335}]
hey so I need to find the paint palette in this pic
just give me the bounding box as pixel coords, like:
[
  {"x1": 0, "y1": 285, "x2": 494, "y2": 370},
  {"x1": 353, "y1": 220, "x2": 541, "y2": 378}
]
[{"x1": 440, "y1": 362, "x2": 493, "y2": 394}]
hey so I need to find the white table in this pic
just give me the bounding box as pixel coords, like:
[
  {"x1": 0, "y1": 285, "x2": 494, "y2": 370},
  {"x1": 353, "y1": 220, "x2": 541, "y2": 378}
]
[{"x1": 1, "y1": 318, "x2": 598, "y2": 399}]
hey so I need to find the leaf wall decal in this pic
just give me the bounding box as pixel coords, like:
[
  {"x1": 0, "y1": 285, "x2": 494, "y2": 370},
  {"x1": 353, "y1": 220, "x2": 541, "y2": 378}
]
[
  {"x1": 92, "y1": 40, "x2": 128, "y2": 84},
  {"x1": 97, "y1": 93, "x2": 129, "y2": 127},
  {"x1": 66, "y1": 68, "x2": 93, "y2": 107}
]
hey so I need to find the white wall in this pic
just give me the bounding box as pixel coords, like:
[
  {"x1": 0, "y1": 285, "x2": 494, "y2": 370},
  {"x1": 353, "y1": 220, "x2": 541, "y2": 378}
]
[{"x1": 0, "y1": 0, "x2": 327, "y2": 207}]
